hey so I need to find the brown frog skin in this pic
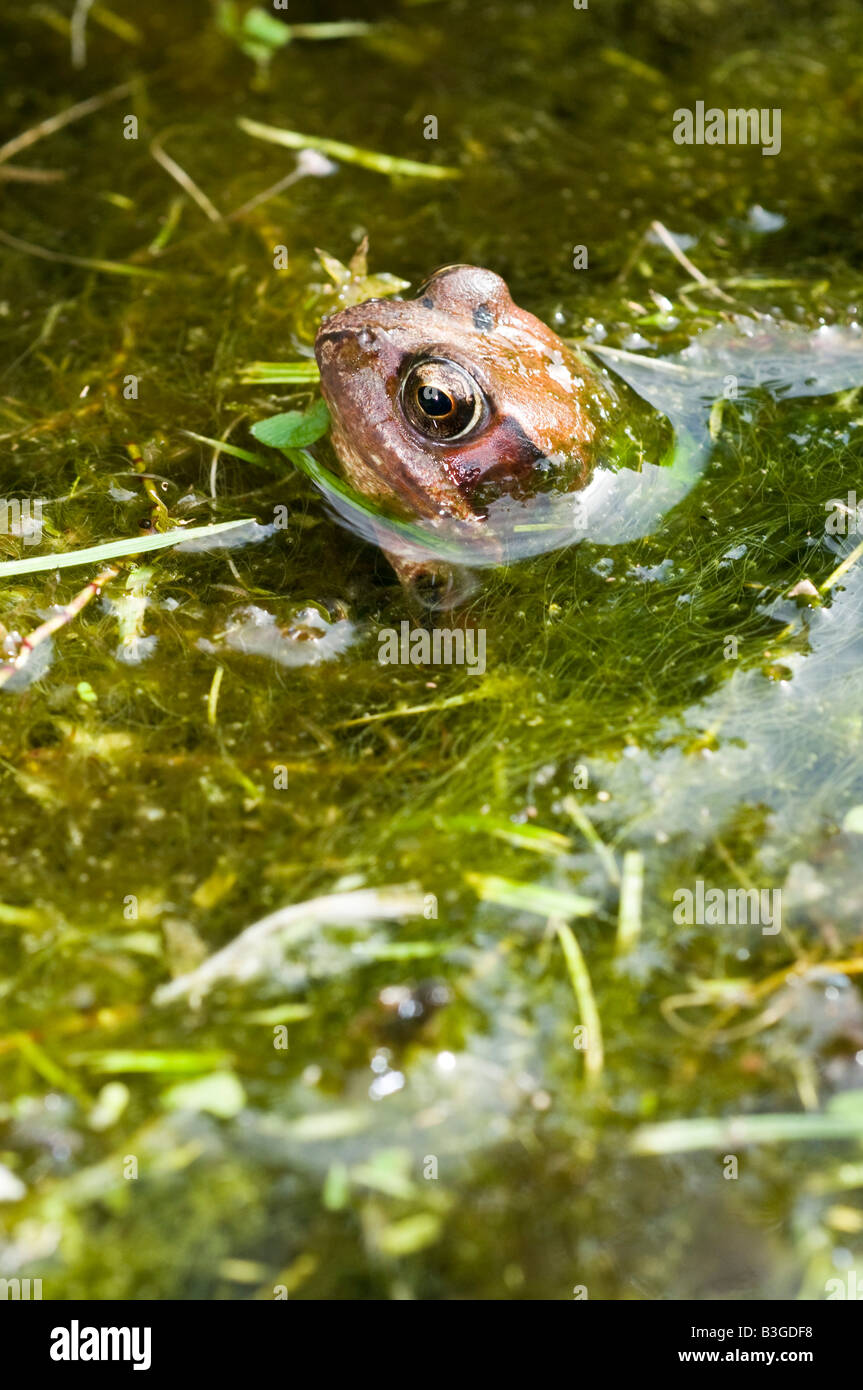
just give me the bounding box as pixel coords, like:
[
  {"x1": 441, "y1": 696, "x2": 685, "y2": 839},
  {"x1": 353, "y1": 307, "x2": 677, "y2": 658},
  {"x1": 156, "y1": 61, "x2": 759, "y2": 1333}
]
[{"x1": 314, "y1": 264, "x2": 611, "y2": 588}]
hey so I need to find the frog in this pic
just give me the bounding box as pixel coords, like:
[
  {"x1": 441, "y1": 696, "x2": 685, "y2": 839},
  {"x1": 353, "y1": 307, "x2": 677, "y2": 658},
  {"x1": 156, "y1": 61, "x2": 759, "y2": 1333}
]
[{"x1": 314, "y1": 264, "x2": 614, "y2": 593}]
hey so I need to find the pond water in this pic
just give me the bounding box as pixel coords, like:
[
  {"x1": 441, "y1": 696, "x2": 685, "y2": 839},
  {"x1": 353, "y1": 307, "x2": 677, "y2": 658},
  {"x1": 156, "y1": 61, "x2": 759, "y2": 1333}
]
[{"x1": 2, "y1": 0, "x2": 863, "y2": 1299}]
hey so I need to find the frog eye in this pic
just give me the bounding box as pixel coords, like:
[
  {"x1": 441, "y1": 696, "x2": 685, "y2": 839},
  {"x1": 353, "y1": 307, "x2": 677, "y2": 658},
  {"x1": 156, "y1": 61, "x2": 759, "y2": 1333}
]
[{"x1": 400, "y1": 357, "x2": 486, "y2": 442}]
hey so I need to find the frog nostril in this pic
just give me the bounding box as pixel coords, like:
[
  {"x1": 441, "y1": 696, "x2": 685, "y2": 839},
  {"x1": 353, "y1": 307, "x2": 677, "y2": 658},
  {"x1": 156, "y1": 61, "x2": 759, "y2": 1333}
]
[{"x1": 318, "y1": 325, "x2": 378, "y2": 352}]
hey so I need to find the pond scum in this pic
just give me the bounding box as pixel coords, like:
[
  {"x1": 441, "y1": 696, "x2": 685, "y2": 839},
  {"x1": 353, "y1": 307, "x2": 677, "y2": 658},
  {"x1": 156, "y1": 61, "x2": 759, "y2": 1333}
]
[{"x1": 1, "y1": 0, "x2": 863, "y2": 1299}]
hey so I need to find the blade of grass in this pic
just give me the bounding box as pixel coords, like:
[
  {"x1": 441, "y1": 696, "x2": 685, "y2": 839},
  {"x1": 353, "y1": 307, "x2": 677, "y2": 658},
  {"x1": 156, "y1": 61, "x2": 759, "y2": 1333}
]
[
  {"x1": 0, "y1": 903, "x2": 46, "y2": 928},
  {"x1": 466, "y1": 873, "x2": 597, "y2": 919},
  {"x1": 335, "y1": 686, "x2": 509, "y2": 728},
  {"x1": 182, "y1": 430, "x2": 277, "y2": 468},
  {"x1": 238, "y1": 116, "x2": 462, "y2": 180},
  {"x1": 0, "y1": 518, "x2": 255, "y2": 578},
  {"x1": 820, "y1": 536, "x2": 863, "y2": 594},
  {"x1": 238, "y1": 360, "x2": 321, "y2": 384},
  {"x1": 0, "y1": 227, "x2": 167, "y2": 279},
  {"x1": 14, "y1": 1032, "x2": 90, "y2": 1102},
  {"x1": 616, "y1": 850, "x2": 644, "y2": 953},
  {"x1": 553, "y1": 918, "x2": 604, "y2": 1085},
  {"x1": 288, "y1": 22, "x2": 373, "y2": 39},
  {"x1": 562, "y1": 795, "x2": 620, "y2": 885},
  {"x1": 631, "y1": 1108, "x2": 863, "y2": 1155},
  {"x1": 150, "y1": 132, "x2": 222, "y2": 222},
  {"x1": 74, "y1": 1049, "x2": 231, "y2": 1074},
  {"x1": 439, "y1": 813, "x2": 572, "y2": 856}
]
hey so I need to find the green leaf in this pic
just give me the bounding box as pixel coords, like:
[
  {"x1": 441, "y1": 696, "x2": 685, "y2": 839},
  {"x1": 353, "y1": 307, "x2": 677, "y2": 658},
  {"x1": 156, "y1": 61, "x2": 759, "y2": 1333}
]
[
  {"x1": 242, "y1": 8, "x2": 292, "y2": 49},
  {"x1": 251, "y1": 399, "x2": 331, "y2": 449}
]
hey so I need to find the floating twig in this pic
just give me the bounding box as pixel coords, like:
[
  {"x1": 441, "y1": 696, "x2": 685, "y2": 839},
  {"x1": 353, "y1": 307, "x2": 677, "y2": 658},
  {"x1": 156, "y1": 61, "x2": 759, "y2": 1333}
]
[
  {"x1": 0, "y1": 227, "x2": 166, "y2": 279},
  {"x1": 150, "y1": 131, "x2": 222, "y2": 223},
  {"x1": 227, "y1": 150, "x2": 336, "y2": 221},
  {"x1": 649, "y1": 220, "x2": 735, "y2": 304},
  {"x1": 0, "y1": 562, "x2": 120, "y2": 691},
  {"x1": 0, "y1": 79, "x2": 134, "y2": 166}
]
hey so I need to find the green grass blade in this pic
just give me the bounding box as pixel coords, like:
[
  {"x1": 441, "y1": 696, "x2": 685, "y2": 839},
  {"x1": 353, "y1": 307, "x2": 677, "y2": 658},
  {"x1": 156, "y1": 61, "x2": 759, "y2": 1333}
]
[
  {"x1": 631, "y1": 1109, "x2": 863, "y2": 1155},
  {"x1": 466, "y1": 873, "x2": 597, "y2": 918},
  {"x1": 238, "y1": 117, "x2": 462, "y2": 180},
  {"x1": 238, "y1": 360, "x2": 321, "y2": 384},
  {"x1": 181, "y1": 429, "x2": 278, "y2": 468},
  {"x1": 0, "y1": 519, "x2": 256, "y2": 578},
  {"x1": 439, "y1": 814, "x2": 572, "y2": 856},
  {"x1": 0, "y1": 228, "x2": 167, "y2": 278},
  {"x1": 555, "y1": 920, "x2": 604, "y2": 1084}
]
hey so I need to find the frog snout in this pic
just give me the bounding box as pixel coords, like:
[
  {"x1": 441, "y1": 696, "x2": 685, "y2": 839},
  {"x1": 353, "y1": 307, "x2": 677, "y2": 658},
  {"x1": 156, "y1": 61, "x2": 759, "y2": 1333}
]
[
  {"x1": 315, "y1": 318, "x2": 389, "y2": 377},
  {"x1": 316, "y1": 323, "x2": 356, "y2": 351}
]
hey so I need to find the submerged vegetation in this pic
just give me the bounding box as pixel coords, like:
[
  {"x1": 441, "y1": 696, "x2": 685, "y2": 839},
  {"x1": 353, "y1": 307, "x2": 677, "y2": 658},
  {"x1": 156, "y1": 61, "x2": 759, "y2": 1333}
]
[{"x1": 2, "y1": 0, "x2": 863, "y2": 1299}]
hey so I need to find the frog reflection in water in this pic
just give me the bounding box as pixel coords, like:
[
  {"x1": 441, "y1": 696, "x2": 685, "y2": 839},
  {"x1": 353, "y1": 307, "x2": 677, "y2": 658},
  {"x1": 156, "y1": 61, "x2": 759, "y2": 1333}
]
[{"x1": 314, "y1": 264, "x2": 615, "y2": 596}]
